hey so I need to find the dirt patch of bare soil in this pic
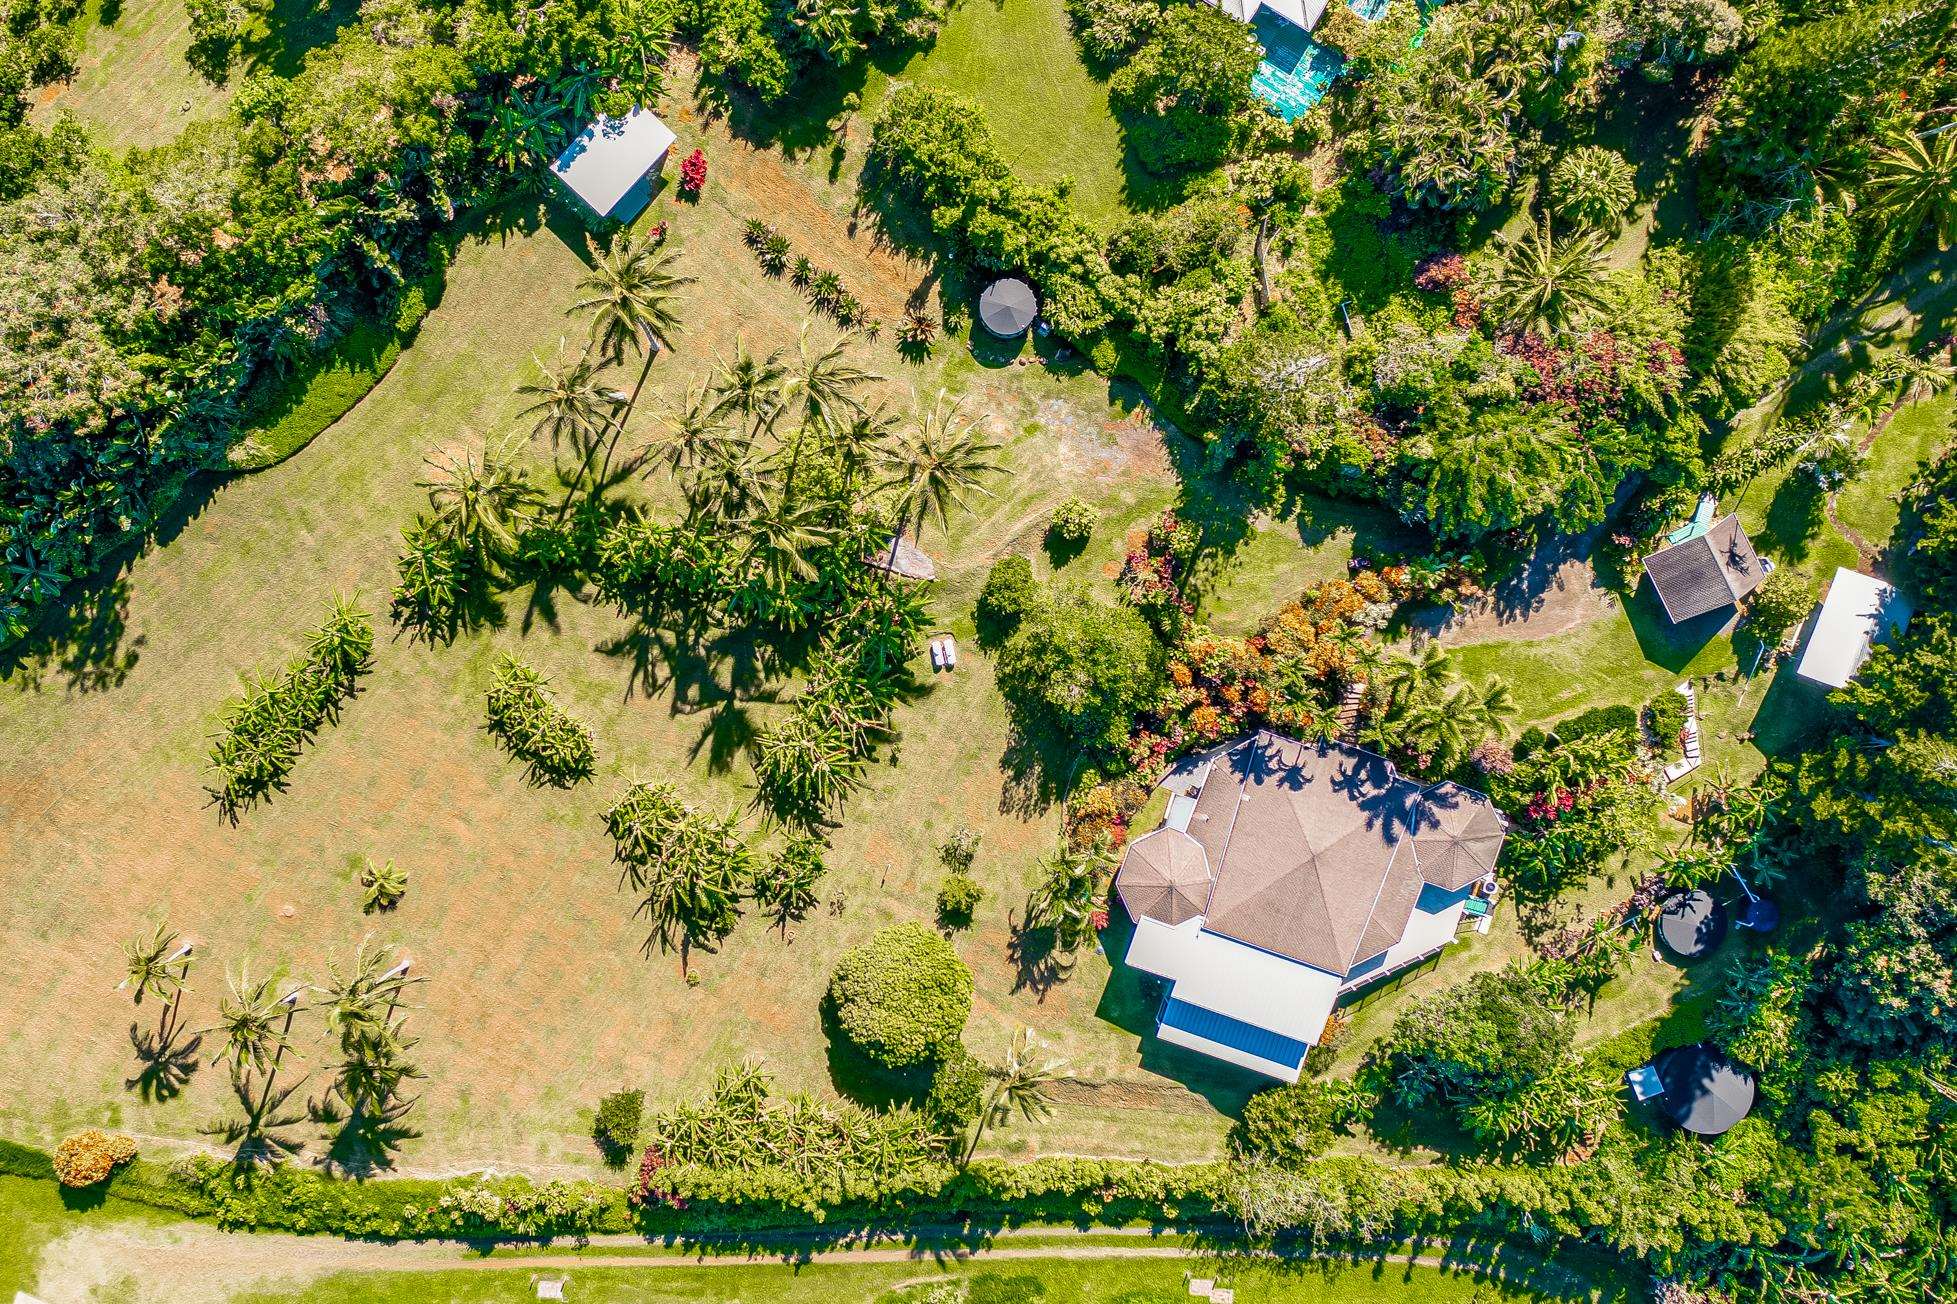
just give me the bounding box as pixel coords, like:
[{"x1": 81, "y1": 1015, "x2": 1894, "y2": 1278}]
[{"x1": 1423, "y1": 550, "x2": 1620, "y2": 645}]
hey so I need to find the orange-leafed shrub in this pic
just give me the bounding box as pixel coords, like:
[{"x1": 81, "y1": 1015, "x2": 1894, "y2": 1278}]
[{"x1": 52, "y1": 1130, "x2": 137, "y2": 1187}]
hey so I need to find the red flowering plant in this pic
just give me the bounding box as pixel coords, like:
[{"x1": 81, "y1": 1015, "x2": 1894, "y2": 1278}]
[
  {"x1": 1413, "y1": 252, "x2": 1482, "y2": 329},
  {"x1": 1119, "y1": 511, "x2": 1199, "y2": 638},
  {"x1": 677, "y1": 148, "x2": 707, "y2": 197},
  {"x1": 628, "y1": 1145, "x2": 686, "y2": 1210}
]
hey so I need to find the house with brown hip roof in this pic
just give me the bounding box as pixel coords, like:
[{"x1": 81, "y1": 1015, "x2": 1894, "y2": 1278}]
[
  {"x1": 1114, "y1": 731, "x2": 1508, "y2": 1083},
  {"x1": 1642, "y1": 514, "x2": 1767, "y2": 623}
]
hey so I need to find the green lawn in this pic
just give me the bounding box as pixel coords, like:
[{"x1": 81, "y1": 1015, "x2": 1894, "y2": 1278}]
[
  {"x1": 38, "y1": 0, "x2": 359, "y2": 150},
  {"x1": 0, "y1": 61, "x2": 1372, "y2": 1175},
  {"x1": 0, "y1": 1175, "x2": 173, "y2": 1297},
  {"x1": 859, "y1": 0, "x2": 1131, "y2": 229}
]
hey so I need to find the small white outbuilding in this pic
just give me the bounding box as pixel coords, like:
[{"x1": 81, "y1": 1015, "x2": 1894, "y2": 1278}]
[
  {"x1": 550, "y1": 108, "x2": 676, "y2": 222},
  {"x1": 1794, "y1": 566, "x2": 1912, "y2": 689}
]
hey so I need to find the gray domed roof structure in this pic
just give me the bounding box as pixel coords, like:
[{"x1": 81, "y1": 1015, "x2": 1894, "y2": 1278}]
[{"x1": 977, "y1": 276, "x2": 1038, "y2": 338}]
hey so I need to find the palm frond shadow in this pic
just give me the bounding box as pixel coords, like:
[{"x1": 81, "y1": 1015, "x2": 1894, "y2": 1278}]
[{"x1": 127, "y1": 1023, "x2": 202, "y2": 1102}]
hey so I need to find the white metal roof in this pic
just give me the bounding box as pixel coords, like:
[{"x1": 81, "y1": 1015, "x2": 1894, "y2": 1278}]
[
  {"x1": 550, "y1": 109, "x2": 677, "y2": 218},
  {"x1": 1125, "y1": 915, "x2": 1340, "y2": 1044},
  {"x1": 1794, "y1": 567, "x2": 1912, "y2": 689},
  {"x1": 1207, "y1": 0, "x2": 1325, "y2": 29}
]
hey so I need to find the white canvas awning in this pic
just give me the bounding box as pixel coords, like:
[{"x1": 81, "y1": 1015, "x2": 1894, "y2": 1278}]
[
  {"x1": 1794, "y1": 567, "x2": 1911, "y2": 689},
  {"x1": 551, "y1": 109, "x2": 677, "y2": 219}
]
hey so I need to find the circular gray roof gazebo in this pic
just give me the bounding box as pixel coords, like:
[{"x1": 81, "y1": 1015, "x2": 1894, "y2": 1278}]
[
  {"x1": 1657, "y1": 890, "x2": 1728, "y2": 960},
  {"x1": 977, "y1": 276, "x2": 1038, "y2": 338},
  {"x1": 1655, "y1": 1043, "x2": 1757, "y2": 1136}
]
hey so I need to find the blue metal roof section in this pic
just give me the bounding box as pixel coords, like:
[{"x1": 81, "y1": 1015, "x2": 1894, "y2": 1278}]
[{"x1": 1159, "y1": 996, "x2": 1309, "y2": 1069}]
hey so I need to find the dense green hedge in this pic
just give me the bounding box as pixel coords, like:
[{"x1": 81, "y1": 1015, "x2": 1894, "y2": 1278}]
[{"x1": 228, "y1": 271, "x2": 445, "y2": 471}]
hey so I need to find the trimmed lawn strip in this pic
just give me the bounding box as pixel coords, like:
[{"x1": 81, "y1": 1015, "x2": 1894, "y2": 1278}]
[
  {"x1": 228, "y1": 273, "x2": 445, "y2": 471},
  {"x1": 859, "y1": 0, "x2": 1131, "y2": 230},
  {"x1": 232, "y1": 1251, "x2": 1614, "y2": 1303}
]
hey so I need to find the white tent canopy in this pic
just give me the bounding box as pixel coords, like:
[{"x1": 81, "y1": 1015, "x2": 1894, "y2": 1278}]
[
  {"x1": 1205, "y1": 0, "x2": 1328, "y2": 30},
  {"x1": 1794, "y1": 567, "x2": 1912, "y2": 689},
  {"x1": 551, "y1": 109, "x2": 677, "y2": 220}
]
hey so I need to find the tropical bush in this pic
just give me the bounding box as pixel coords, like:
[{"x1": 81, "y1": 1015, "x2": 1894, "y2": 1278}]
[
  {"x1": 936, "y1": 873, "x2": 984, "y2": 929},
  {"x1": 925, "y1": 1045, "x2": 989, "y2": 1131},
  {"x1": 1046, "y1": 496, "x2": 1098, "y2": 546},
  {"x1": 50, "y1": 1130, "x2": 137, "y2": 1187},
  {"x1": 1108, "y1": 6, "x2": 1261, "y2": 174},
  {"x1": 1548, "y1": 146, "x2": 1638, "y2": 231},
  {"x1": 606, "y1": 783, "x2": 754, "y2": 954},
  {"x1": 1063, "y1": 0, "x2": 1162, "y2": 66},
  {"x1": 485, "y1": 656, "x2": 596, "y2": 785},
  {"x1": 1375, "y1": 967, "x2": 1617, "y2": 1153},
  {"x1": 594, "y1": 1088, "x2": 645, "y2": 1161},
  {"x1": 359, "y1": 857, "x2": 409, "y2": 913},
  {"x1": 1644, "y1": 689, "x2": 1689, "y2": 747},
  {"x1": 752, "y1": 833, "x2": 827, "y2": 929},
  {"x1": 1746, "y1": 566, "x2": 1811, "y2": 645},
  {"x1": 1231, "y1": 1083, "x2": 1340, "y2": 1167},
  {"x1": 207, "y1": 599, "x2": 373, "y2": 816},
  {"x1": 827, "y1": 923, "x2": 974, "y2": 1068},
  {"x1": 975, "y1": 555, "x2": 1038, "y2": 648},
  {"x1": 996, "y1": 588, "x2": 1165, "y2": 759},
  {"x1": 633, "y1": 1064, "x2": 944, "y2": 1215}
]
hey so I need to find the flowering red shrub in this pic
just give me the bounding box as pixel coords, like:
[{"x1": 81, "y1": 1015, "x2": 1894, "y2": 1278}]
[
  {"x1": 628, "y1": 1145, "x2": 686, "y2": 1209},
  {"x1": 677, "y1": 149, "x2": 707, "y2": 196}
]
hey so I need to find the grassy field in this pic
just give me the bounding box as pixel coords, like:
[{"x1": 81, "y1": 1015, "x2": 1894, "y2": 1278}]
[
  {"x1": 36, "y1": 0, "x2": 359, "y2": 150},
  {"x1": 234, "y1": 1257, "x2": 1610, "y2": 1303},
  {"x1": 0, "y1": 57, "x2": 1376, "y2": 1174},
  {"x1": 858, "y1": 0, "x2": 1131, "y2": 229}
]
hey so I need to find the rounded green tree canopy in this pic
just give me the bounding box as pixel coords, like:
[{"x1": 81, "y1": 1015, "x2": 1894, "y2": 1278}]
[{"x1": 827, "y1": 923, "x2": 974, "y2": 1068}]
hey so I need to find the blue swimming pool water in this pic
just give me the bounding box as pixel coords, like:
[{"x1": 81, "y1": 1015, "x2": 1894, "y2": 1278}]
[
  {"x1": 1250, "y1": 9, "x2": 1346, "y2": 122},
  {"x1": 1349, "y1": 0, "x2": 1392, "y2": 17}
]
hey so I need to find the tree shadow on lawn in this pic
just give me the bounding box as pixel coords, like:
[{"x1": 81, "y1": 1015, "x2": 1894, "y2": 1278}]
[
  {"x1": 1091, "y1": 914, "x2": 1263, "y2": 1118},
  {"x1": 1759, "y1": 473, "x2": 1829, "y2": 565},
  {"x1": 126, "y1": 1022, "x2": 202, "y2": 1103},
  {"x1": 1238, "y1": 1236, "x2": 1632, "y2": 1302},
  {"x1": 1, "y1": 469, "x2": 229, "y2": 695},
  {"x1": 1625, "y1": 577, "x2": 1735, "y2": 674},
  {"x1": 598, "y1": 616, "x2": 789, "y2": 774},
  {"x1": 1747, "y1": 664, "x2": 1835, "y2": 758}
]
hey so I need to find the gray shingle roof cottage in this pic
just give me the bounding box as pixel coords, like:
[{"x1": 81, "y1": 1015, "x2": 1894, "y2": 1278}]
[{"x1": 1643, "y1": 514, "x2": 1766, "y2": 623}]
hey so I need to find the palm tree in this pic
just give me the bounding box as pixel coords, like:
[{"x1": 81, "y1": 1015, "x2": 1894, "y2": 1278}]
[
  {"x1": 203, "y1": 962, "x2": 297, "y2": 1075},
  {"x1": 776, "y1": 323, "x2": 872, "y2": 496},
  {"x1": 1863, "y1": 118, "x2": 1957, "y2": 252},
  {"x1": 689, "y1": 443, "x2": 770, "y2": 529},
  {"x1": 1381, "y1": 642, "x2": 1457, "y2": 712},
  {"x1": 709, "y1": 338, "x2": 788, "y2": 436},
  {"x1": 418, "y1": 448, "x2": 544, "y2": 580},
  {"x1": 119, "y1": 920, "x2": 192, "y2": 1008},
  {"x1": 317, "y1": 939, "x2": 423, "y2": 1056},
  {"x1": 1486, "y1": 214, "x2": 1610, "y2": 334},
  {"x1": 660, "y1": 382, "x2": 740, "y2": 480},
  {"x1": 962, "y1": 1027, "x2": 1071, "y2": 1165},
  {"x1": 743, "y1": 491, "x2": 839, "y2": 593},
  {"x1": 828, "y1": 402, "x2": 898, "y2": 497},
  {"x1": 879, "y1": 389, "x2": 1004, "y2": 563},
  {"x1": 574, "y1": 233, "x2": 691, "y2": 370},
  {"x1": 571, "y1": 234, "x2": 693, "y2": 485},
  {"x1": 515, "y1": 343, "x2": 623, "y2": 458}
]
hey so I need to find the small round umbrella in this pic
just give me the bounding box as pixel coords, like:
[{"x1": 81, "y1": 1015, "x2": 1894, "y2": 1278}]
[
  {"x1": 978, "y1": 276, "x2": 1038, "y2": 338},
  {"x1": 1657, "y1": 890, "x2": 1728, "y2": 959},
  {"x1": 1655, "y1": 1043, "x2": 1756, "y2": 1136}
]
